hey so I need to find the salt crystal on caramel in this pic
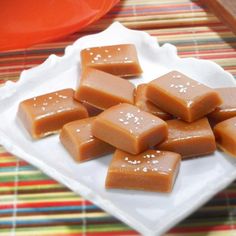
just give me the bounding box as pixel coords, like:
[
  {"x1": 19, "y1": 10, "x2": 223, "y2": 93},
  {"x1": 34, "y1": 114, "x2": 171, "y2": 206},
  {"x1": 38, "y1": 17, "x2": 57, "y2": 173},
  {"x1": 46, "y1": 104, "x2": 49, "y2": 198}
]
[
  {"x1": 135, "y1": 84, "x2": 172, "y2": 120},
  {"x1": 157, "y1": 118, "x2": 216, "y2": 158},
  {"x1": 146, "y1": 71, "x2": 222, "y2": 122},
  {"x1": 105, "y1": 149, "x2": 181, "y2": 192},
  {"x1": 18, "y1": 89, "x2": 88, "y2": 139},
  {"x1": 214, "y1": 116, "x2": 236, "y2": 157},
  {"x1": 60, "y1": 117, "x2": 114, "y2": 162},
  {"x1": 80, "y1": 44, "x2": 142, "y2": 77},
  {"x1": 92, "y1": 103, "x2": 168, "y2": 155},
  {"x1": 74, "y1": 68, "x2": 135, "y2": 110},
  {"x1": 208, "y1": 87, "x2": 236, "y2": 124}
]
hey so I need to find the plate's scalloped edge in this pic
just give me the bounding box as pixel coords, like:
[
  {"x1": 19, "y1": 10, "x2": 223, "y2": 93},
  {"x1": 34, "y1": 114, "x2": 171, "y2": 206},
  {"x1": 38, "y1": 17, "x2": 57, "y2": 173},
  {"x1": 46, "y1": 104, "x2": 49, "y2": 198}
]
[
  {"x1": 1, "y1": 22, "x2": 236, "y2": 236},
  {"x1": 1, "y1": 21, "x2": 235, "y2": 101},
  {"x1": 0, "y1": 22, "x2": 159, "y2": 100}
]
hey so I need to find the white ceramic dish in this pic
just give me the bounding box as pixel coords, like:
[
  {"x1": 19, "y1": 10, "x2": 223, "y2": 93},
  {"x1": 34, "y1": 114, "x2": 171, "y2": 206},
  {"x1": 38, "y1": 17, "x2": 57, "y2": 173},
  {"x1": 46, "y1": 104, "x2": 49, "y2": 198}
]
[{"x1": 0, "y1": 22, "x2": 236, "y2": 236}]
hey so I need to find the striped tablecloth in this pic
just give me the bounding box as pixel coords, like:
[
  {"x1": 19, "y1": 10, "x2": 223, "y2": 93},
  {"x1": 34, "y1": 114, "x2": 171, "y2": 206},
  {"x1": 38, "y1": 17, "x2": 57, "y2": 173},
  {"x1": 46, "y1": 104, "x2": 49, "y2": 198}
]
[{"x1": 1, "y1": 0, "x2": 236, "y2": 235}]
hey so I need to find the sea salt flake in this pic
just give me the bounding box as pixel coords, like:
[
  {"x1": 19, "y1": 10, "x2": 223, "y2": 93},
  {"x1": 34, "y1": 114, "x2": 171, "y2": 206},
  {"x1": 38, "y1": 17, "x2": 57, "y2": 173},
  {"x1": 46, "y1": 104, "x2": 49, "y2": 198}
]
[
  {"x1": 152, "y1": 160, "x2": 159, "y2": 164},
  {"x1": 143, "y1": 167, "x2": 148, "y2": 172}
]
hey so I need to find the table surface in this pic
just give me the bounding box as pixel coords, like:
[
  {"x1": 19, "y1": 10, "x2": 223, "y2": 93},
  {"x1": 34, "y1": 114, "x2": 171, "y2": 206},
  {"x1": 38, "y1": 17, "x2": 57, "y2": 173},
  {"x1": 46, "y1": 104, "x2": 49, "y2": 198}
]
[{"x1": 1, "y1": 0, "x2": 236, "y2": 235}]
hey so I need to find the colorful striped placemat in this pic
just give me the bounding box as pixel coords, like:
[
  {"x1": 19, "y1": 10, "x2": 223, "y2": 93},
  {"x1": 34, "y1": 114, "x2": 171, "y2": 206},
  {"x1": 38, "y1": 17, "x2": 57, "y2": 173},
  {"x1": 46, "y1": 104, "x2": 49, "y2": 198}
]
[{"x1": 1, "y1": 0, "x2": 236, "y2": 235}]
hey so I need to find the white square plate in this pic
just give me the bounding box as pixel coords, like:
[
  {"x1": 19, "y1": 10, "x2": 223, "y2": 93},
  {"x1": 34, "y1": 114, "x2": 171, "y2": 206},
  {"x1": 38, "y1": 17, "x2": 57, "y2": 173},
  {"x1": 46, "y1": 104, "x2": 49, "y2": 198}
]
[{"x1": 1, "y1": 22, "x2": 236, "y2": 236}]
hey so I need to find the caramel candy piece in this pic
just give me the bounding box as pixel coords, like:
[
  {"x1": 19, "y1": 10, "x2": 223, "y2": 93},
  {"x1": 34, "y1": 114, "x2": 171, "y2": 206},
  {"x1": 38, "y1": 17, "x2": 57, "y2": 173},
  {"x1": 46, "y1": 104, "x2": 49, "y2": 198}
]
[
  {"x1": 135, "y1": 84, "x2": 172, "y2": 120},
  {"x1": 146, "y1": 71, "x2": 222, "y2": 122},
  {"x1": 106, "y1": 149, "x2": 181, "y2": 192},
  {"x1": 214, "y1": 116, "x2": 236, "y2": 157},
  {"x1": 208, "y1": 87, "x2": 236, "y2": 123},
  {"x1": 157, "y1": 118, "x2": 216, "y2": 158},
  {"x1": 18, "y1": 89, "x2": 88, "y2": 139},
  {"x1": 74, "y1": 68, "x2": 135, "y2": 110},
  {"x1": 60, "y1": 118, "x2": 114, "y2": 162},
  {"x1": 92, "y1": 103, "x2": 168, "y2": 155},
  {"x1": 80, "y1": 44, "x2": 142, "y2": 77}
]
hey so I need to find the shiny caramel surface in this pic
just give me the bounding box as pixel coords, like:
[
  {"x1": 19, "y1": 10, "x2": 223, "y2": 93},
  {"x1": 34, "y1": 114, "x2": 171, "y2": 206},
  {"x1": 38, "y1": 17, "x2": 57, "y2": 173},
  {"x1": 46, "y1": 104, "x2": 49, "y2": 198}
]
[
  {"x1": 92, "y1": 103, "x2": 168, "y2": 154},
  {"x1": 80, "y1": 44, "x2": 142, "y2": 77},
  {"x1": 214, "y1": 116, "x2": 236, "y2": 157},
  {"x1": 135, "y1": 84, "x2": 172, "y2": 120},
  {"x1": 208, "y1": 87, "x2": 236, "y2": 123},
  {"x1": 146, "y1": 71, "x2": 222, "y2": 122},
  {"x1": 157, "y1": 118, "x2": 216, "y2": 158},
  {"x1": 18, "y1": 89, "x2": 88, "y2": 139},
  {"x1": 60, "y1": 117, "x2": 114, "y2": 162},
  {"x1": 105, "y1": 149, "x2": 181, "y2": 192},
  {"x1": 74, "y1": 68, "x2": 135, "y2": 110}
]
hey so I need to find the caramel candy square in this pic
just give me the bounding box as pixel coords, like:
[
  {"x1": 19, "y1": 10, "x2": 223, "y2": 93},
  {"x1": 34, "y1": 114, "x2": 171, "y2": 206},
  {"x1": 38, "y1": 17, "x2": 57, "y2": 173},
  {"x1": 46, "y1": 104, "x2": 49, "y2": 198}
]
[
  {"x1": 135, "y1": 84, "x2": 172, "y2": 120},
  {"x1": 157, "y1": 118, "x2": 216, "y2": 158},
  {"x1": 92, "y1": 103, "x2": 168, "y2": 155},
  {"x1": 105, "y1": 149, "x2": 181, "y2": 192},
  {"x1": 18, "y1": 89, "x2": 88, "y2": 139},
  {"x1": 214, "y1": 116, "x2": 236, "y2": 157},
  {"x1": 146, "y1": 71, "x2": 222, "y2": 122},
  {"x1": 208, "y1": 87, "x2": 236, "y2": 123},
  {"x1": 74, "y1": 68, "x2": 135, "y2": 110},
  {"x1": 60, "y1": 118, "x2": 114, "y2": 162},
  {"x1": 80, "y1": 44, "x2": 142, "y2": 77}
]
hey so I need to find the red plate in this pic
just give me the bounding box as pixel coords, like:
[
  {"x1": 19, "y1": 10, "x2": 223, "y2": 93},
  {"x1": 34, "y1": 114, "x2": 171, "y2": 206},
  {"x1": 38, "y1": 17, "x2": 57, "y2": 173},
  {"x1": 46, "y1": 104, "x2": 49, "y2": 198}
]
[{"x1": 0, "y1": 0, "x2": 119, "y2": 51}]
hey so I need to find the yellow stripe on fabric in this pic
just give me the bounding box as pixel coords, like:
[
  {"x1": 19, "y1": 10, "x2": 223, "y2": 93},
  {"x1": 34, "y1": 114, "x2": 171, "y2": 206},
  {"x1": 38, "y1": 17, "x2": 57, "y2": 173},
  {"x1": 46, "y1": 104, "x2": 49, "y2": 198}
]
[
  {"x1": 0, "y1": 184, "x2": 64, "y2": 192},
  {"x1": 0, "y1": 191, "x2": 78, "y2": 201},
  {"x1": 0, "y1": 212, "x2": 109, "y2": 221},
  {"x1": 0, "y1": 158, "x2": 18, "y2": 163},
  {"x1": 0, "y1": 170, "x2": 41, "y2": 177}
]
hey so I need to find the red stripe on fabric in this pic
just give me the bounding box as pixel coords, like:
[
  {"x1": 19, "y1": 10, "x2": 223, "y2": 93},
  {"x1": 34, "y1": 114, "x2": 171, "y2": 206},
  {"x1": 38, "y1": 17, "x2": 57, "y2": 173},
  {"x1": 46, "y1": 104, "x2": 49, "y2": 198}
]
[
  {"x1": 0, "y1": 161, "x2": 28, "y2": 167},
  {"x1": 0, "y1": 152, "x2": 14, "y2": 157},
  {"x1": 0, "y1": 201, "x2": 92, "y2": 209},
  {"x1": 199, "y1": 55, "x2": 236, "y2": 59},
  {"x1": 0, "y1": 179, "x2": 57, "y2": 187}
]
